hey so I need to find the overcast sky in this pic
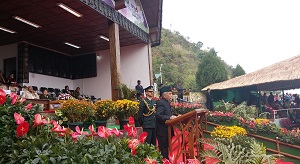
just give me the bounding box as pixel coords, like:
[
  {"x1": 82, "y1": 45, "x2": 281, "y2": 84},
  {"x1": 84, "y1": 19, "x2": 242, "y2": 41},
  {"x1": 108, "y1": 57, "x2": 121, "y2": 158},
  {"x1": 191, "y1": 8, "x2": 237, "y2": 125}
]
[{"x1": 162, "y1": 0, "x2": 300, "y2": 73}]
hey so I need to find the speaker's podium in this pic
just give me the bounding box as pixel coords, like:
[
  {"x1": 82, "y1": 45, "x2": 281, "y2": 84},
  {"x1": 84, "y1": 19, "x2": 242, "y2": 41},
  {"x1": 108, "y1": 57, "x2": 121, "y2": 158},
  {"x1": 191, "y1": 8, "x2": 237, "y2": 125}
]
[{"x1": 165, "y1": 108, "x2": 208, "y2": 163}]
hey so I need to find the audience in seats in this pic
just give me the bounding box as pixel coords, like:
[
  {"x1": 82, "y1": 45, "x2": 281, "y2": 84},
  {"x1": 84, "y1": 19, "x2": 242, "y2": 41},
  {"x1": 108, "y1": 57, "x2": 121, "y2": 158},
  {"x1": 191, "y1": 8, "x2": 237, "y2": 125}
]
[
  {"x1": 62, "y1": 85, "x2": 72, "y2": 95},
  {"x1": 21, "y1": 86, "x2": 39, "y2": 99},
  {"x1": 73, "y1": 87, "x2": 81, "y2": 99},
  {"x1": 39, "y1": 89, "x2": 52, "y2": 100}
]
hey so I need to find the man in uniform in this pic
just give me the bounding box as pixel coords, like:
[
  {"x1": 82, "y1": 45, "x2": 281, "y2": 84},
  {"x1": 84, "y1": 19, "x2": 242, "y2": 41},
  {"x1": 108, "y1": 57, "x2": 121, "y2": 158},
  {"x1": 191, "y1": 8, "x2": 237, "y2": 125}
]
[
  {"x1": 135, "y1": 80, "x2": 144, "y2": 99},
  {"x1": 138, "y1": 86, "x2": 156, "y2": 145},
  {"x1": 155, "y1": 86, "x2": 177, "y2": 159}
]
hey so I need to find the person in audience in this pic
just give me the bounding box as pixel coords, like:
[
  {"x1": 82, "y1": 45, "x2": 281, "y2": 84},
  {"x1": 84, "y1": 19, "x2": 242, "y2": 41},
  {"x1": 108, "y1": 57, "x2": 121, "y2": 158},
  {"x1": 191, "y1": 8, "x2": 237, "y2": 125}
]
[
  {"x1": 290, "y1": 110, "x2": 299, "y2": 124},
  {"x1": 262, "y1": 93, "x2": 267, "y2": 105},
  {"x1": 39, "y1": 89, "x2": 51, "y2": 100},
  {"x1": 62, "y1": 85, "x2": 72, "y2": 94},
  {"x1": 21, "y1": 86, "x2": 39, "y2": 99},
  {"x1": 73, "y1": 87, "x2": 81, "y2": 99},
  {"x1": 7, "y1": 73, "x2": 16, "y2": 84},
  {"x1": 267, "y1": 92, "x2": 274, "y2": 105},
  {"x1": 0, "y1": 71, "x2": 6, "y2": 84}
]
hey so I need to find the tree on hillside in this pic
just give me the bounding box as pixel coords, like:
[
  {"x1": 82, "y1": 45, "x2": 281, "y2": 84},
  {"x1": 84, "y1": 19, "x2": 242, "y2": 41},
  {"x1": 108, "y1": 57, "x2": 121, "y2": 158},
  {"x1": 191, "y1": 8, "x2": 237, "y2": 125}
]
[
  {"x1": 232, "y1": 64, "x2": 246, "y2": 78},
  {"x1": 196, "y1": 50, "x2": 228, "y2": 90}
]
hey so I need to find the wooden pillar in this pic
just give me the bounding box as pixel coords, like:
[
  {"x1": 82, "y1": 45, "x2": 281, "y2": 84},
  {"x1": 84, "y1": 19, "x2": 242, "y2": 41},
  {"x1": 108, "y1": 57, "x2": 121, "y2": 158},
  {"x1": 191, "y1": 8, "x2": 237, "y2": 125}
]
[
  {"x1": 147, "y1": 43, "x2": 153, "y2": 85},
  {"x1": 109, "y1": 21, "x2": 121, "y2": 101}
]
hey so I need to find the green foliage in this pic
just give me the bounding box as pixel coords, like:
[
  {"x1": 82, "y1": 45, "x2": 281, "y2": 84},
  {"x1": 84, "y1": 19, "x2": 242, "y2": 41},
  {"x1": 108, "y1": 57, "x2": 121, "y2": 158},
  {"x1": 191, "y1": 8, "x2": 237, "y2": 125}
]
[
  {"x1": 214, "y1": 100, "x2": 258, "y2": 119},
  {"x1": 232, "y1": 64, "x2": 246, "y2": 78},
  {"x1": 0, "y1": 93, "x2": 162, "y2": 163},
  {"x1": 200, "y1": 137, "x2": 280, "y2": 164},
  {"x1": 152, "y1": 28, "x2": 246, "y2": 91},
  {"x1": 196, "y1": 51, "x2": 228, "y2": 89},
  {"x1": 119, "y1": 83, "x2": 136, "y2": 100}
]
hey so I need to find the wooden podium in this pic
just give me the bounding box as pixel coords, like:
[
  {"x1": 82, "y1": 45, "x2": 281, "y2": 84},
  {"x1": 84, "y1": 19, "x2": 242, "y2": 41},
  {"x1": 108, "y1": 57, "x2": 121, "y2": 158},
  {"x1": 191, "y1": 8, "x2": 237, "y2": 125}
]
[{"x1": 165, "y1": 108, "x2": 208, "y2": 163}]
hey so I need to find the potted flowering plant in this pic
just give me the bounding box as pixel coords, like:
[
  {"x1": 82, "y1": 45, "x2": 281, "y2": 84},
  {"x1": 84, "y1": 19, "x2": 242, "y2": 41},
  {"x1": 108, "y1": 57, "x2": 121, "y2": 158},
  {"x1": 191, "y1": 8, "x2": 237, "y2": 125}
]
[
  {"x1": 115, "y1": 99, "x2": 139, "y2": 129},
  {"x1": 57, "y1": 100, "x2": 95, "y2": 130},
  {"x1": 94, "y1": 100, "x2": 116, "y2": 127},
  {"x1": 238, "y1": 117, "x2": 279, "y2": 136},
  {"x1": 211, "y1": 125, "x2": 247, "y2": 139},
  {"x1": 94, "y1": 100, "x2": 116, "y2": 120}
]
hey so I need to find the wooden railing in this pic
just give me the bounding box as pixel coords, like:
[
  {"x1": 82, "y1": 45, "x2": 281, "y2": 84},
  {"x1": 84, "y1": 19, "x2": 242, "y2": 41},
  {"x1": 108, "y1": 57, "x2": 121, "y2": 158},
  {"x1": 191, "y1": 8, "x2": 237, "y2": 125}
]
[
  {"x1": 166, "y1": 108, "x2": 208, "y2": 163},
  {"x1": 204, "y1": 122, "x2": 300, "y2": 162}
]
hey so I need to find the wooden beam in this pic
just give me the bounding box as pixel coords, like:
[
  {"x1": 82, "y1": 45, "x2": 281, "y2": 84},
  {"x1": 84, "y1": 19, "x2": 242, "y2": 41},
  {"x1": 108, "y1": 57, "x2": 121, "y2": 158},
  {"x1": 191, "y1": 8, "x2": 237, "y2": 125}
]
[
  {"x1": 109, "y1": 21, "x2": 121, "y2": 101},
  {"x1": 148, "y1": 43, "x2": 153, "y2": 85}
]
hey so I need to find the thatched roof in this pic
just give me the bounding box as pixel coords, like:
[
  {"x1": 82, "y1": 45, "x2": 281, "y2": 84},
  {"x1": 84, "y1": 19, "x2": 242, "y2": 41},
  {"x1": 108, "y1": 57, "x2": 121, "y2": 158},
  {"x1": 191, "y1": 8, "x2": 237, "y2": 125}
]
[{"x1": 202, "y1": 54, "x2": 300, "y2": 91}]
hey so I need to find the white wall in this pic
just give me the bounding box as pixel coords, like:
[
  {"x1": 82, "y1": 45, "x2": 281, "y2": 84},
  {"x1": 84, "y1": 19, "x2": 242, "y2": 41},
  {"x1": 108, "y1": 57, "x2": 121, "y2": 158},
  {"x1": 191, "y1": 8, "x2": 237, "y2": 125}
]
[
  {"x1": 75, "y1": 43, "x2": 150, "y2": 100},
  {"x1": 120, "y1": 44, "x2": 150, "y2": 88},
  {"x1": 0, "y1": 43, "x2": 18, "y2": 72},
  {"x1": 26, "y1": 73, "x2": 73, "y2": 90}
]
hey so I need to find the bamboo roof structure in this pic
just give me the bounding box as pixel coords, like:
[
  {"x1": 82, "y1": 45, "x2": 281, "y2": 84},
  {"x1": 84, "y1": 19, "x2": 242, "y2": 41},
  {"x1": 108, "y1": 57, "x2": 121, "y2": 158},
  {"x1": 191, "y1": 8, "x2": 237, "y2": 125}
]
[{"x1": 202, "y1": 54, "x2": 300, "y2": 91}]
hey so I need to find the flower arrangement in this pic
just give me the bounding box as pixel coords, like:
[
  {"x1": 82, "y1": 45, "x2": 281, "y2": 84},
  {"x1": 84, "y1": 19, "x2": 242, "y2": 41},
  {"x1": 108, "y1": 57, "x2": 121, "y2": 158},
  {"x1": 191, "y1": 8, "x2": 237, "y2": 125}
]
[
  {"x1": 211, "y1": 125, "x2": 247, "y2": 139},
  {"x1": 94, "y1": 100, "x2": 116, "y2": 120},
  {"x1": 207, "y1": 111, "x2": 237, "y2": 125},
  {"x1": 277, "y1": 128, "x2": 300, "y2": 145},
  {"x1": 58, "y1": 99, "x2": 95, "y2": 123},
  {"x1": 238, "y1": 117, "x2": 279, "y2": 134},
  {"x1": 115, "y1": 99, "x2": 139, "y2": 119},
  {"x1": 171, "y1": 102, "x2": 202, "y2": 115}
]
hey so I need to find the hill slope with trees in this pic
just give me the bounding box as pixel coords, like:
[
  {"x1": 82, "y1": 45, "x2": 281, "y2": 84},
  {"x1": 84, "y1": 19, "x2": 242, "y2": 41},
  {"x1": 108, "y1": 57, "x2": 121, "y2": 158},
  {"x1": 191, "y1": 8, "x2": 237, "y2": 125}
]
[{"x1": 152, "y1": 28, "x2": 245, "y2": 90}]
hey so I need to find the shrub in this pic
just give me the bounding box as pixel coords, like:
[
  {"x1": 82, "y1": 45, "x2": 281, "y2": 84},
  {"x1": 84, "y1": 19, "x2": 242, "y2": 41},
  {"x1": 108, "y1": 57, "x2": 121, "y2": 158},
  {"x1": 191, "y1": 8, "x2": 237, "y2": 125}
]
[
  {"x1": 58, "y1": 100, "x2": 95, "y2": 123},
  {"x1": 94, "y1": 100, "x2": 116, "y2": 120}
]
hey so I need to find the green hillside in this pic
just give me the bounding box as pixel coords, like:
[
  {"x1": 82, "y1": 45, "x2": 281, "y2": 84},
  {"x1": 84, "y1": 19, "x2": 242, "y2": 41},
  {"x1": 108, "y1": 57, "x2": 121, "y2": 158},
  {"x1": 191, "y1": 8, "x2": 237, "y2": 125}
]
[{"x1": 152, "y1": 28, "x2": 241, "y2": 90}]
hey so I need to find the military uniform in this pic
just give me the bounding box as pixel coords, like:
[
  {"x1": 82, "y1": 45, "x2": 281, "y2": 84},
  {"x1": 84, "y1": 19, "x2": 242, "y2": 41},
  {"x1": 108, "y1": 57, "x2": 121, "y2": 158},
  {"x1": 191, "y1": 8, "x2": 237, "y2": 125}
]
[{"x1": 138, "y1": 86, "x2": 156, "y2": 145}]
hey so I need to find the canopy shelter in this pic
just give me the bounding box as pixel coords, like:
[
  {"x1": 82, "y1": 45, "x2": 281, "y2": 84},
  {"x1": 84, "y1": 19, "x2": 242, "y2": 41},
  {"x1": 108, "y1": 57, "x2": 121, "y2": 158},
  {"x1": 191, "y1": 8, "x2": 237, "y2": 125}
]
[
  {"x1": 201, "y1": 54, "x2": 300, "y2": 107},
  {"x1": 202, "y1": 54, "x2": 300, "y2": 92},
  {"x1": 0, "y1": 0, "x2": 163, "y2": 100}
]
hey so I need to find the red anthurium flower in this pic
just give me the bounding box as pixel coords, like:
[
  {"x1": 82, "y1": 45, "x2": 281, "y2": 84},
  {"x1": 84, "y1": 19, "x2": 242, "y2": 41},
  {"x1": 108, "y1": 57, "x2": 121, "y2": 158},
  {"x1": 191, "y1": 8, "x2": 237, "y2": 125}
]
[
  {"x1": 187, "y1": 158, "x2": 200, "y2": 164},
  {"x1": 75, "y1": 126, "x2": 88, "y2": 135},
  {"x1": 71, "y1": 126, "x2": 89, "y2": 141},
  {"x1": 128, "y1": 116, "x2": 135, "y2": 125},
  {"x1": 110, "y1": 128, "x2": 123, "y2": 137},
  {"x1": 16, "y1": 121, "x2": 29, "y2": 137},
  {"x1": 0, "y1": 95, "x2": 6, "y2": 105},
  {"x1": 86, "y1": 125, "x2": 96, "y2": 137},
  {"x1": 10, "y1": 92, "x2": 18, "y2": 105},
  {"x1": 97, "y1": 126, "x2": 112, "y2": 138},
  {"x1": 138, "y1": 132, "x2": 148, "y2": 143},
  {"x1": 162, "y1": 158, "x2": 171, "y2": 164},
  {"x1": 128, "y1": 139, "x2": 140, "y2": 149},
  {"x1": 25, "y1": 104, "x2": 33, "y2": 110},
  {"x1": 128, "y1": 139, "x2": 140, "y2": 155},
  {"x1": 145, "y1": 158, "x2": 158, "y2": 164},
  {"x1": 14, "y1": 112, "x2": 25, "y2": 125},
  {"x1": 34, "y1": 114, "x2": 48, "y2": 126},
  {"x1": 124, "y1": 125, "x2": 137, "y2": 137}
]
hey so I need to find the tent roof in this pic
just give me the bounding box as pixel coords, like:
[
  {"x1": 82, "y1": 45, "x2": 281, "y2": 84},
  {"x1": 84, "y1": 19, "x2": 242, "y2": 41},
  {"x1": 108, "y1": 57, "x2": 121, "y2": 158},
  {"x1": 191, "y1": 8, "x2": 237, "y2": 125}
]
[
  {"x1": 0, "y1": 0, "x2": 162, "y2": 55},
  {"x1": 202, "y1": 54, "x2": 300, "y2": 91}
]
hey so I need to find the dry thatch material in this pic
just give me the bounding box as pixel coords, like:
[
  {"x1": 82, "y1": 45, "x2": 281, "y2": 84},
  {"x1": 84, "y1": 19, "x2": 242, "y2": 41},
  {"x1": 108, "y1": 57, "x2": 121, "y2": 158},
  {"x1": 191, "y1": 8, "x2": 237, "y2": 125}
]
[{"x1": 202, "y1": 54, "x2": 300, "y2": 91}]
